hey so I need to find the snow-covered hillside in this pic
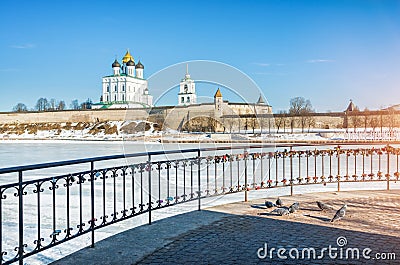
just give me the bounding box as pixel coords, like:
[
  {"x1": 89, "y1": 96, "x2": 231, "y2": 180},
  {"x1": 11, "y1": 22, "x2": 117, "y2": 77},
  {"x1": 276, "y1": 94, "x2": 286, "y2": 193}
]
[{"x1": 0, "y1": 121, "x2": 163, "y2": 141}]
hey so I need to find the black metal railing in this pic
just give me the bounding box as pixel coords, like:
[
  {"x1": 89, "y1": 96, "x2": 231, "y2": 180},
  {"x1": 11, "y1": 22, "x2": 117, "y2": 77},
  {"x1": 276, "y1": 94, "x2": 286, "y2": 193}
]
[{"x1": 0, "y1": 144, "x2": 399, "y2": 264}]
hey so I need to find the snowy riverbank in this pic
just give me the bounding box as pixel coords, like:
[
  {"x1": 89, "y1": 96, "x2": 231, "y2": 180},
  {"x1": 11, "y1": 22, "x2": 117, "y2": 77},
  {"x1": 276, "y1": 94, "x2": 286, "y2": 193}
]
[{"x1": 2, "y1": 120, "x2": 399, "y2": 144}]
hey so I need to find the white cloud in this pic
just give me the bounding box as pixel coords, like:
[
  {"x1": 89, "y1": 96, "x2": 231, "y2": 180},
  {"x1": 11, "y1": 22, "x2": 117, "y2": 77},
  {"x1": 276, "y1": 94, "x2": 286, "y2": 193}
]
[
  {"x1": 307, "y1": 59, "x2": 334, "y2": 63},
  {"x1": 252, "y1": 62, "x2": 270, "y2": 67},
  {"x1": 9, "y1": 43, "x2": 35, "y2": 49},
  {"x1": 253, "y1": 72, "x2": 286, "y2": 76}
]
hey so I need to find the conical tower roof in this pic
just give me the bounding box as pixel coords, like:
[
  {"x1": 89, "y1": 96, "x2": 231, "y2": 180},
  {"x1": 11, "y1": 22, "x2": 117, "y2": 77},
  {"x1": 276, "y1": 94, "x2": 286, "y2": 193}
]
[
  {"x1": 345, "y1": 100, "x2": 357, "y2": 112},
  {"x1": 214, "y1": 88, "x2": 222, "y2": 98},
  {"x1": 257, "y1": 94, "x2": 265, "y2": 104}
]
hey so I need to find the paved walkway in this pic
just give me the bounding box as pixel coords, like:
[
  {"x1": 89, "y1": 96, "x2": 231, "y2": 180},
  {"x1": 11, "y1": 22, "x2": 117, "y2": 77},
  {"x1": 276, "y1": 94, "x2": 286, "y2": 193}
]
[{"x1": 53, "y1": 190, "x2": 400, "y2": 264}]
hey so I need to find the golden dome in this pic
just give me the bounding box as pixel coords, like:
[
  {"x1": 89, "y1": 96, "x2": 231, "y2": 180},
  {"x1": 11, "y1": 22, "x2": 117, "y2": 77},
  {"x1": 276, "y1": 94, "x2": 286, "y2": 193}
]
[{"x1": 122, "y1": 50, "x2": 134, "y2": 64}]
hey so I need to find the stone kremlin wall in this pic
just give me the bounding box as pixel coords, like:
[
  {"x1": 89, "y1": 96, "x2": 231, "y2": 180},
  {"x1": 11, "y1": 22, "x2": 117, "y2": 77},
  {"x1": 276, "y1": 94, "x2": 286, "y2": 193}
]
[
  {"x1": 1, "y1": 108, "x2": 398, "y2": 131},
  {"x1": 0, "y1": 109, "x2": 149, "y2": 124}
]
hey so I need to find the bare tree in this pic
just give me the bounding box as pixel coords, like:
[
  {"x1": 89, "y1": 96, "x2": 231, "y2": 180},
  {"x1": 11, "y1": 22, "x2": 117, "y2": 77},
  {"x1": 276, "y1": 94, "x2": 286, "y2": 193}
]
[
  {"x1": 350, "y1": 111, "x2": 362, "y2": 132},
  {"x1": 370, "y1": 116, "x2": 379, "y2": 132},
  {"x1": 289, "y1": 97, "x2": 314, "y2": 132},
  {"x1": 244, "y1": 118, "x2": 249, "y2": 132},
  {"x1": 300, "y1": 108, "x2": 315, "y2": 132},
  {"x1": 48, "y1": 98, "x2": 57, "y2": 111},
  {"x1": 307, "y1": 115, "x2": 316, "y2": 132},
  {"x1": 385, "y1": 108, "x2": 397, "y2": 132},
  {"x1": 267, "y1": 116, "x2": 273, "y2": 134},
  {"x1": 283, "y1": 115, "x2": 291, "y2": 133},
  {"x1": 70, "y1": 99, "x2": 80, "y2": 110},
  {"x1": 304, "y1": 112, "x2": 316, "y2": 132},
  {"x1": 227, "y1": 116, "x2": 237, "y2": 133},
  {"x1": 275, "y1": 111, "x2": 287, "y2": 133},
  {"x1": 258, "y1": 115, "x2": 268, "y2": 134},
  {"x1": 289, "y1": 97, "x2": 307, "y2": 115},
  {"x1": 13, "y1": 103, "x2": 28, "y2": 112},
  {"x1": 363, "y1": 108, "x2": 370, "y2": 132},
  {"x1": 250, "y1": 117, "x2": 257, "y2": 134},
  {"x1": 289, "y1": 117, "x2": 295, "y2": 133},
  {"x1": 57, "y1": 100, "x2": 66, "y2": 110},
  {"x1": 35, "y1": 98, "x2": 49, "y2": 111}
]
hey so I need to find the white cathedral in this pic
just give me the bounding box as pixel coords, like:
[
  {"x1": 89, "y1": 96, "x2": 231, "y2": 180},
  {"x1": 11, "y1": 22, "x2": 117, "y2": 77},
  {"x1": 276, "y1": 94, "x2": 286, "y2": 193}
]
[{"x1": 92, "y1": 50, "x2": 153, "y2": 109}]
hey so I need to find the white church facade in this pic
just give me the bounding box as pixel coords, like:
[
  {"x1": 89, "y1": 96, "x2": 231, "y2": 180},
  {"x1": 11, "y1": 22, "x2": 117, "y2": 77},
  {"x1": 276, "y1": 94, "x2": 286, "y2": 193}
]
[{"x1": 92, "y1": 50, "x2": 153, "y2": 109}]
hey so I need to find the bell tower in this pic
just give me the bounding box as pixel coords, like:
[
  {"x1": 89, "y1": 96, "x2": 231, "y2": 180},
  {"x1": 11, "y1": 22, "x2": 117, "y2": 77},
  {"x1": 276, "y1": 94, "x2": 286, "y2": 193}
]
[
  {"x1": 214, "y1": 88, "x2": 223, "y2": 117},
  {"x1": 178, "y1": 64, "x2": 197, "y2": 106}
]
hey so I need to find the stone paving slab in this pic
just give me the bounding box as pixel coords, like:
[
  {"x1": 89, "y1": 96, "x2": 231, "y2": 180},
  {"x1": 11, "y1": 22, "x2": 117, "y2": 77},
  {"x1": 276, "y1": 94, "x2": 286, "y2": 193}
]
[
  {"x1": 137, "y1": 215, "x2": 399, "y2": 264},
  {"x1": 137, "y1": 190, "x2": 400, "y2": 265},
  {"x1": 213, "y1": 189, "x2": 400, "y2": 238},
  {"x1": 51, "y1": 210, "x2": 227, "y2": 265},
  {"x1": 53, "y1": 190, "x2": 400, "y2": 265}
]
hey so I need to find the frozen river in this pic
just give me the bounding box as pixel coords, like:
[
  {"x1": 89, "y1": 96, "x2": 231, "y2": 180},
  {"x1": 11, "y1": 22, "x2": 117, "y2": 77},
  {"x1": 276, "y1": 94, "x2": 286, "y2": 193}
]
[
  {"x1": 0, "y1": 140, "x2": 266, "y2": 264},
  {"x1": 0, "y1": 140, "x2": 174, "y2": 168},
  {"x1": 2, "y1": 140, "x2": 395, "y2": 169},
  {"x1": 0, "y1": 140, "x2": 399, "y2": 264}
]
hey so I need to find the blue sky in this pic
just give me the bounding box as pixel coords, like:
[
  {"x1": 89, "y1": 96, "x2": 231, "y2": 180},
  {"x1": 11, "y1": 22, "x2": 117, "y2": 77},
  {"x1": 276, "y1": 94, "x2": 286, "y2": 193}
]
[{"x1": 0, "y1": 0, "x2": 399, "y2": 112}]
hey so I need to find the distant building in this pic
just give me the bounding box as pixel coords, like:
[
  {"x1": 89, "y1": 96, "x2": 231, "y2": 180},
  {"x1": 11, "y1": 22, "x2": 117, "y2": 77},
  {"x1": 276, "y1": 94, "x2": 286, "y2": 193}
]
[
  {"x1": 91, "y1": 53, "x2": 272, "y2": 131},
  {"x1": 214, "y1": 88, "x2": 223, "y2": 117},
  {"x1": 161, "y1": 86, "x2": 272, "y2": 131},
  {"x1": 178, "y1": 65, "x2": 197, "y2": 106},
  {"x1": 92, "y1": 50, "x2": 153, "y2": 109},
  {"x1": 345, "y1": 99, "x2": 358, "y2": 112}
]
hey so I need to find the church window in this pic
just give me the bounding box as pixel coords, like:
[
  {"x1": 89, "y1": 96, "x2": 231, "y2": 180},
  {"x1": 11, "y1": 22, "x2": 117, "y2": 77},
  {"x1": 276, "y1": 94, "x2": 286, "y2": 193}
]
[
  {"x1": 114, "y1": 95, "x2": 117, "y2": 101},
  {"x1": 181, "y1": 97, "x2": 184, "y2": 103},
  {"x1": 122, "y1": 94, "x2": 125, "y2": 101},
  {"x1": 114, "y1": 85, "x2": 117, "y2": 92},
  {"x1": 122, "y1": 85, "x2": 125, "y2": 92},
  {"x1": 106, "y1": 85, "x2": 109, "y2": 92},
  {"x1": 187, "y1": 97, "x2": 190, "y2": 102},
  {"x1": 184, "y1": 84, "x2": 188, "y2": 93}
]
